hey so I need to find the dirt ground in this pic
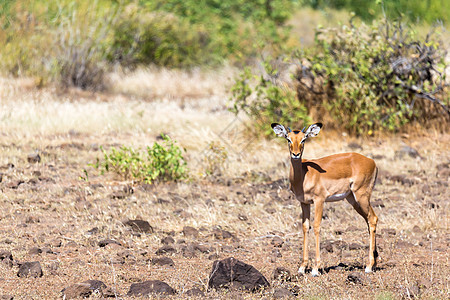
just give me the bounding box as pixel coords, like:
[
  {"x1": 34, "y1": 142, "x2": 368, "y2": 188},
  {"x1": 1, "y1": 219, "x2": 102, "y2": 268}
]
[{"x1": 0, "y1": 74, "x2": 449, "y2": 299}]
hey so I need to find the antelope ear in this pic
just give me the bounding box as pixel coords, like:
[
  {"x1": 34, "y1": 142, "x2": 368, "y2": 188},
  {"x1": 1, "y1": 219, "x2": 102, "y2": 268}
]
[
  {"x1": 305, "y1": 123, "x2": 323, "y2": 138},
  {"x1": 271, "y1": 123, "x2": 288, "y2": 138}
]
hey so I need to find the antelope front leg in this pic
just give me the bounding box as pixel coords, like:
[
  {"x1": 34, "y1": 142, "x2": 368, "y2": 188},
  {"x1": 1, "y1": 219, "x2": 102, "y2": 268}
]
[
  {"x1": 299, "y1": 203, "x2": 310, "y2": 274},
  {"x1": 312, "y1": 200, "x2": 324, "y2": 276}
]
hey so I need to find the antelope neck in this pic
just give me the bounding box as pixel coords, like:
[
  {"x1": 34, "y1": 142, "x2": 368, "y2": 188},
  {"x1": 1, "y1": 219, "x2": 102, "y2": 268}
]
[{"x1": 290, "y1": 155, "x2": 305, "y2": 193}]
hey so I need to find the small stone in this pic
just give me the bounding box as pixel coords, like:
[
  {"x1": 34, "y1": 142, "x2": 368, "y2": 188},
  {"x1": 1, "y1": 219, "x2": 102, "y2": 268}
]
[
  {"x1": 371, "y1": 199, "x2": 385, "y2": 208},
  {"x1": 346, "y1": 272, "x2": 363, "y2": 285},
  {"x1": 17, "y1": 261, "x2": 43, "y2": 278},
  {"x1": 124, "y1": 219, "x2": 153, "y2": 233},
  {"x1": 272, "y1": 267, "x2": 291, "y2": 281},
  {"x1": 182, "y1": 226, "x2": 199, "y2": 238},
  {"x1": 161, "y1": 236, "x2": 175, "y2": 245},
  {"x1": 27, "y1": 153, "x2": 41, "y2": 163},
  {"x1": 271, "y1": 236, "x2": 284, "y2": 247},
  {"x1": 273, "y1": 287, "x2": 293, "y2": 299},
  {"x1": 155, "y1": 245, "x2": 177, "y2": 255},
  {"x1": 28, "y1": 247, "x2": 42, "y2": 255},
  {"x1": 348, "y1": 243, "x2": 364, "y2": 250},
  {"x1": 185, "y1": 288, "x2": 205, "y2": 297},
  {"x1": 151, "y1": 257, "x2": 174, "y2": 267},
  {"x1": 98, "y1": 239, "x2": 121, "y2": 247},
  {"x1": 127, "y1": 280, "x2": 176, "y2": 296},
  {"x1": 347, "y1": 142, "x2": 363, "y2": 150}
]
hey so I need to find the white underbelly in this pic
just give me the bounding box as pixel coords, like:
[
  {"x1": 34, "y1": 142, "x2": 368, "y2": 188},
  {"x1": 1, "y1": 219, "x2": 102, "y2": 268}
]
[{"x1": 325, "y1": 191, "x2": 351, "y2": 202}]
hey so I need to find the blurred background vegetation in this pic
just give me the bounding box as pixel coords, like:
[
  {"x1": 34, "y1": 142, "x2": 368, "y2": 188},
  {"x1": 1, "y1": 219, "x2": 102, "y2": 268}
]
[{"x1": 0, "y1": 0, "x2": 448, "y2": 134}]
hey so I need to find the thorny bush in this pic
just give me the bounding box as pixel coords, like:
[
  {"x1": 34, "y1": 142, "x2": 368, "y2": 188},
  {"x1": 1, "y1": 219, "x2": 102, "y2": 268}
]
[{"x1": 232, "y1": 19, "x2": 449, "y2": 135}]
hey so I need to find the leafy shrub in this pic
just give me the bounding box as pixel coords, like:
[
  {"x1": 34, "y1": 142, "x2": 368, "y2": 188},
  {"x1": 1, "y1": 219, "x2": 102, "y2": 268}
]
[
  {"x1": 305, "y1": 0, "x2": 450, "y2": 24},
  {"x1": 0, "y1": 0, "x2": 118, "y2": 90},
  {"x1": 231, "y1": 65, "x2": 310, "y2": 136},
  {"x1": 94, "y1": 135, "x2": 188, "y2": 183},
  {"x1": 232, "y1": 19, "x2": 448, "y2": 135},
  {"x1": 110, "y1": 5, "x2": 219, "y2": 68}
]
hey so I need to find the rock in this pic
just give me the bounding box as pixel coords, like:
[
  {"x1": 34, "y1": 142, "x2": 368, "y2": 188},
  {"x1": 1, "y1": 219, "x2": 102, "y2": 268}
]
[
  {"x1": 28, "y1": 247, "x2": 42, "y2": 255},
  {"x1": 322, "y1": 240, "x2": 334, "y2": 253},
  {"x1": 273, "y1": 287, "x2": 293, "y2": 299},
  {"x1": 271, "y1": 236, "x2": 284, "y2": 247},
  {"x1": 124, "y1": 219, "x2": 153, "y2": 233},
  {"x1": 389, "y1": 175, "x2": 418, "y2": 186},
  {"x1": 346, "y1": 272, "x2": 363, "y2": 285},
  {"x1": 272, "y1": 267, "x2": 291, "y2": 281},
  {"x1": 347, "y1": 142, "x2": 363, "y2": 150},
  {"x1": 161, "y1": 236, "x2": 175, "y2": 245},
  {"x1": 0, "y1": 250, "x2": 13, "y2": 261},
  {"x1": 348, "y1": 243, "x2": 365, "y2": 250},
  {"x1": 395, "y1": 146, "x2": 420, "y2": 159},
  {"x1": 212, "y1": 228, "x2": 235, "y2": 240},
  {"x1": 86, "y1": 227, "x2": 99, "y2": 236},
  {"x1": 98, "y1": 239, "x2": 121, "y2": 247},
  {"x1": 238, "y1": 214, "x2": 248, "y2": 221},
  {"x1": 381, "y1": 228, "x2": 396, "y2": 236},
  {"x1": 193, "y1": 243, "x2": 210, "y2": 253},
  {"x1": 127, "y1": 280, "x2": 176, "y2": 296},
  {"x1": 62, "y1": 280, "x2": 109, "y2": 298},
  {"x1": 27, "y1": 153, "x2": 41, "y2": 163},
  {"x1": 6, "y1": 180, "x2": 24, "y2": 189},
  {"x1": 182, "y1": 226, "x2": 199, "y2": 238},
  {"x1": 151, "y1": 257, "x2": 175, "y2": 267},
  {"x1": 0, "y1": 295, "x2": 13, "y2": 300},
  {"x1": 208, "y1": 257, "x2": 270, "y2": 291},
  {"x1": 155, "y1": 245, "x2": 177, "y2": 255},
  {"x1": 62, "y1": 283, "x2": 91, "y2": 299},
  {"x1": 17, "y1": 261, "x2": 43, "y2": 278},
  {"x1": 185, "y1": 287, "x2": 205, "y2": 297}
]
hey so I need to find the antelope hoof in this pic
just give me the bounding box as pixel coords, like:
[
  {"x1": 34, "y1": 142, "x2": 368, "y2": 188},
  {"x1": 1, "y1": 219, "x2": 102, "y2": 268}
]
[
  {"x1": 298, "y1": 266, "x2": 306, "y2": 274},
  {"x1": 311, "y1": 268, "x2": 320, "y2": 277},
  {"x1": 365, "y1": 266, "x2": 373, "y2": 273}
]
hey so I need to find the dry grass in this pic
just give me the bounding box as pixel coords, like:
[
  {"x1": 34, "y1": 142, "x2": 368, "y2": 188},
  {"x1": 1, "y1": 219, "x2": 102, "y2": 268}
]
[{"x1": 0, "y1": 70, "x2": 449, "y2": 299}]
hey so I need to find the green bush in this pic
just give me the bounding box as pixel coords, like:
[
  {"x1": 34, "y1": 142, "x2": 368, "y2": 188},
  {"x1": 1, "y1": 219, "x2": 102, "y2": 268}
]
[
  {"x1": 231, "y1": 65, "x2": 310, "y2": 136},
  {"x1": 94, "y1": 134, "x2": 188, "y2": 183},
  {"x1": 110, "y1": 6, "x2": 219, "y2": 68},
  {"x1": 305, "y1": 0, "x2": 450, "y2": 24},
  {"x1": 232, "y1": 19, "x2": 448, "y2": 135}
]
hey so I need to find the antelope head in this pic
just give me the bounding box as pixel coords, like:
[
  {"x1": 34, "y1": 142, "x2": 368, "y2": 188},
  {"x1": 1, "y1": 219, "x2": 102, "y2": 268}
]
[{"x1": 271, "y1": 123, "x2": 323, "y2": 160}]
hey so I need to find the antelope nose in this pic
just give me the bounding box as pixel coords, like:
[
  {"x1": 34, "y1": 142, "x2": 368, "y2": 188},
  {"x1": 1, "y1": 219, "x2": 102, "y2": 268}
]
[{"x1": 291, "y1": 153, "x2": 301, "y2": 159}]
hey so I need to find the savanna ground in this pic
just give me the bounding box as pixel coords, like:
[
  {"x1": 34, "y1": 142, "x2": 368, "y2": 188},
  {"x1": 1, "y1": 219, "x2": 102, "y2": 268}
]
[{"x1": 0, "y1": 68, "x2": 448, "y2": 299}]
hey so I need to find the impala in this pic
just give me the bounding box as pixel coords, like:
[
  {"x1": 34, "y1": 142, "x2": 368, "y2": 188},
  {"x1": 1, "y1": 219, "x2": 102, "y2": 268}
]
[{"x1": 272, "y1": 122, "x2": 379, "y2": 276}]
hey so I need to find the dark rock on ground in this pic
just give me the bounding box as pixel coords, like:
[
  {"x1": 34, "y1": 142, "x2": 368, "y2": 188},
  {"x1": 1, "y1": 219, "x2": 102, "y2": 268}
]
[
  {"x1": 271, "y1": 236, "x2": 284, "y2": 247},
  {"x1": 161, "y1": 236, "x2": 175, "y2": 245},
  {"x1": 98, "y1": 239, "x2": 121, "y2": 247},
  {"x1": 348, "y1": 142, "x2": 363, "y2": 150},
  {"x1": 395, "y1": 146, "x2": 420, "y2": 159},
  {"x1": 208, "y1": 257, "x2": 270, "y2": 292},
  {"x1": 124, "y1": 219, "x2": 153, "y2": 233},
  {"x1": 0, "y1": 250, "x2": 13, "y2": 261},
  {"x1": 182, "y1": 226, "x2": 199, "y2": 238},
  {"x1": 212, "y1": 228, "x2": 235, "y2": 240},
  {"x1": 155, "y1": 245, "x2": 177, "y2": 255},
  {"x1": 381, "y1": 228, "x2": 396, "y2": 236},
  {"x1": 273, "y1": 287, "x2": 294, "y2": 299},
  {"x1": 27, "y1": 153, "x2": 41, "y2": 163},
  {"x1": 185, "y1": 287, "x2": 205, "y2": 297},
  {"x1": 28, "y1": 247, "x2": 42, "y2": 255},
  {"x1": 0, "y1": 295, "x2": 14, "y2": 300},
  {"x1": 17, "y1": 261, "x2": 43, "y2": 278},
  {"x1": 322, "y1": 240, "x2": 334, "y2": 253},
  {"x1": 348, "y1": 243, "x2": 365, "y2": 250},
  {"x1": 346, "y1": 272, "x2": 363, "y2": 285},
  {"x1": 272, "y1": 267, "x2": 291, "y2": 281},
  {"x1": 127, "y1": 280, "x2": 176, "y2": 296},
  {"x1": 62, "y1": 279, "x2": 108, "y2": 299},
  {"x1": 151, "y1": 257, "x2": 175, "y2": 267}
]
